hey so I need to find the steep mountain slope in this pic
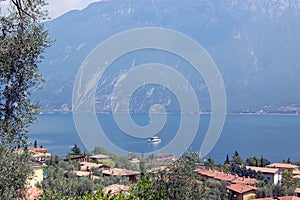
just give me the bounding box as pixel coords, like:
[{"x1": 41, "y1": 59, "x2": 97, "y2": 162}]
[{"x1": 34, "y1": 0, "x2": 300, "y2": 113}]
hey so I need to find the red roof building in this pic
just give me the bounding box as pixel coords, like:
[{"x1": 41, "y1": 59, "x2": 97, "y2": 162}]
[{"x1": 226, "y1": 183, "x2": 257, "y2": 200}]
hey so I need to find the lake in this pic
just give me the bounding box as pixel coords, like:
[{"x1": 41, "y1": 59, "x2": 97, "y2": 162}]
[{"x1": 28, "y1": 113, "x2": 300, "y2": 164}]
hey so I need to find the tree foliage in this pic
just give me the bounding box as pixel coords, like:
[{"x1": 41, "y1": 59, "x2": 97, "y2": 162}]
[
  {"x1": 71, "y1": 144, "x2": 82, "y2": 155},
  {"x1": 0, "y1": 0, "x2": 50, "y2": 198},
  {"x1": 246, "y1": 156, "x2": 270, "y2": 167},
  {"x1": 151, "y1": 151, "x2": 203, "y2": 199},
  {"x1": 0, "y1": 146, "x2": 32, "y2": 199},
  {"x1": 0, "y1": 0, "x2": 50, "y2": 147},
  {"x1": 231, "y1": 150, "x2": 244, "y2": 166}
]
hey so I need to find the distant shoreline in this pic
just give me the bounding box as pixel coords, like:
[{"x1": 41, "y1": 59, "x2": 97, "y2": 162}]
[{"x1": 38, "y1": 111, "x2": 300, "y2": 116}]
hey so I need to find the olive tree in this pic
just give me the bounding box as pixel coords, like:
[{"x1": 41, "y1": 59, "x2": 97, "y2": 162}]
[
  {"x1": 0, "y1": 0, "x2": 49, "y2": 147},
  {"x1": 0, "y1": 0, "x2": 50, "y2": 198}
]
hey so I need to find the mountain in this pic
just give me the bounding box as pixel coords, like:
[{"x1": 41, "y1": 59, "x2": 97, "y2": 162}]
[{"x1": 33, "y1": 0, "x2": 300, "y2": 113}]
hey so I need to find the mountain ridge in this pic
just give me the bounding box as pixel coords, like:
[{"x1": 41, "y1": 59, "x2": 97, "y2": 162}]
[{"x1": 33, "y1": 0, "x2": 300, "y2": 114}]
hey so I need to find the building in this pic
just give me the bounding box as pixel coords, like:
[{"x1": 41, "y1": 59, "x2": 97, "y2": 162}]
[
  {"x1": 148, "y1": 152, "x2": 175, "y2": 165},
  {"x1": 90, "y1": 154, "x2": 112, "y2": 162},
  {"x1": 295, "y1": 188, "x2": 300, "y2": 197},
  {"x1": 24, "y1": 187, "x2": 43, "y2": 200},
  {"x1": 254, "y1": 196, "x2": 300, "y2": 200},
  {"x1": 195, "y1": 168, "x2": 258, "y2": 185},
  {"x1": 79, "y1": 161, "x2": 110, "y2": 172},
  {"x1": 231, "y1": 176, "x2": 258, "y2": 186},
  {"x1": 102, "y1": 168, "x2": 140, "y2": 183},
  {"x1": 28, "y1": 147, "x2": 51, "y2": 163},
  {"x1": 226, "y1": 183, "x2": 256, "y2": 200},
  {"x1": 27, "y1": 165, "x2": 44, "y2": 188},
  {"x1": 246, "y1": 166, "x2": 282, "y2": 184},
  {"x1": 70, "y1": 155, "x2": 89, "y2": 162},
  {"x1": 266, "y1": 163, "x2": 299, "y2": 171},
  {"x1": 103, "y1": 184, "x2": 130, "y2": 195}
]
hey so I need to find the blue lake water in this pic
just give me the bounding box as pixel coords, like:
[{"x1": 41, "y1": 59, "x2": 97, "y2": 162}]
[{"x1": 28, "y1": 113, "x2": 300, "y2": 164}]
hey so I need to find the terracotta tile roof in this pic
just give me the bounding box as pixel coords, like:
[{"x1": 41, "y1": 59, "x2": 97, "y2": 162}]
[
  {"x1": 293, "y1": 171, "x2": 300, "y2": 175},
  {"x1": 246, "y1": 166, "x2": 280, "y2": 174},
  {"x1": 295, "y1": 188, "x2": 300, "y2": 194},
  {"x1": 266, "y1": 163, "x2": 298, "y2": 170},
  {"x1": 195, "y1": 169, "x2": 219, "y2": 178},
  {"x1": 278, "y1": 197, "x2": 300, "y2": 200},
  {"x1": 226, "y1": 183, "x2": 256, "y2": 194},
  {"x1": 293, "y1": 175, "x2": 300, "y2": 179},
  {"x1": 187, "y1": 178, "x2": 202, "y2": 184},
  {"x1": 102, "y1": 168, "x2": 140, "y2": 176},
  {"x1": 80, "y1": 162, "x2": 109, "y2": 171},
  {"x1": 195, "y1": 168, "x2": 257, "y2": 184},
  {"x1": 214, "y1": 173, "x2": 237, "y2": 182},
  {"x1": 25, "y1": 187, "x2": 43, "y2": 200},
  {"x1": 103, "y1": 184, "x2": 130, "y2": 195},
  {"x1": 254, "y1": 196, "x2": 300, "y2": 200},
  {"x1": 231, "y1": 176, "x2": 258, "y2": 185},
  {"x1": 28, "y1": 147, "x2": 48, "y2": 153}
]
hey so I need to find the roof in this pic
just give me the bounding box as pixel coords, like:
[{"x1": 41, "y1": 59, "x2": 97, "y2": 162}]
[
  {"x1": 246, "y1": 166, "x2": 280, "y2": 174},
  {"x1": 293, "y1": 170, "x2": 300, "y2": 175},
  {"x1": 226, "y1": 183, "x2": 256, "y2": 194},
  {"x1": 293, "y1": 175, "x2": 300, "y2": 179},
  {"x1": 266, "y1": 163, "x2": 298, "y2": 170},
  {"x1": 90, "y1": 154, "x2": 111, "y2": 159},
  {"x1": 254, "y1": 196, "x2": 300, "y2": 200},
  {"x1": 148, "y1": 166, "x2": 169, "y2": 173},
  {"x1": 80, "y1": 162, "x2": 108, "y2": 171},
  {"x1": 195, "y1": 168, "x2": 257, "y2": 184},
  {"x1": 28, "y1": 147, "x2": 47, "y2": 153},
  {"x1": 25, "y1": 188, "x2": 43, "y2": 200},
  {"x1": 32, "y1": 152, "x2": 51, "y2": 158},
  {"x1": 129, "y1": 158, "x2": 140, "y2": 164},
  {"x1": 70, "y1": 155, "x2": 87, "y2": 160},
  {"x1": 295, "y1": 188, "x2": 300, "y2": 194},
  {"x1": 73, "y1": 170, "x2": 91, "y2": 177},
  {"x1": 102, "y1": 168, "x2": 140, "y2": 176},
  {"x1": 231, "y1": 176, "x2": 258, "y2": 185},
  {"x1": 103, "y1": 184, "x2": 130, "y2": 195}
]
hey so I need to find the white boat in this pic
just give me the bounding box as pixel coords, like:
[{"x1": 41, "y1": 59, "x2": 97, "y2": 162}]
[{"x1": 148, "y1": 136, "x2": 161, "y2": 144}]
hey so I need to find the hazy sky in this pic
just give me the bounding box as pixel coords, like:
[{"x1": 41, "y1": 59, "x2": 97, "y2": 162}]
[
  {"x1": 46, "y1": 0, "x2": 102, "y2": 19},
  {"x1": 0, "y1": 0, "x2": 102, "y2": 19}
]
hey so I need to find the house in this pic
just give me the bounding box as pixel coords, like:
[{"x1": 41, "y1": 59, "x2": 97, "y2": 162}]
[
  {"x1": 266, "y1": 163, "x2": 298, "y2": 171},
  {"x1": 90, "y1": 154, "x2": 112, "y2": 162},
  {"x1": 148, "y1": 152, "x2": 175, "y2": 165},
  {"x1": 72, "y1": 170, "x2": 91, "y2": 177},
  {"x1": 24, "y1": 187, "x2": 43, "y2": 200},
  {"x1": 226, "y1": 183, "x2": 256, "y2": 200},
  {"x1": 195, "y1": 168, "x2": 258, "y2": 185},
  {"x1": 295, "y1": 188, "x2": 300, "y2": 197},
  {"x1": 27, "y1": 164, "x2": 44, "y2": 188},
  {"x1": 80, "y1": 161, "x2": 110, "y2": 172},
  {"x1": 103, "y1": 184, "x2": 130, "y2": 195},
  {"x1": 28, "y1": 147, "x2": 48, "y2": 154},
  {"x1": 246, "y1": 166, "x2": 282, "y2": 184},
  {"x1": 28, "y1": 147, "x2": 51, "y2": 163},
  {"x1": 231, "y1": 176, "x2": 258, "y2": 186},
  {"x1": 254, "y1": 196, "x2": 300, "y2": 200},
  {"x1": 102, "y1": 168, "x2": 140, "y2": 183},
  {"x1": 70, "y1": 155, "x2": 89, "y2": 162}
]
